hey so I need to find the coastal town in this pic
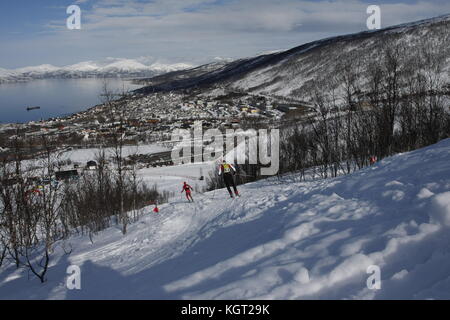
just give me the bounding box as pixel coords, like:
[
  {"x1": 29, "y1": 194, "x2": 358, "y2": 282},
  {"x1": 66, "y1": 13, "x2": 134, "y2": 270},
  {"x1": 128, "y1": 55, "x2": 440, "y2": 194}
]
[
  {"x1": 0, "y1": 89, "x2": 309, "y2": 171},
  {"x1": 0, "y1": 89, "x2": 311, "y2": 141}
]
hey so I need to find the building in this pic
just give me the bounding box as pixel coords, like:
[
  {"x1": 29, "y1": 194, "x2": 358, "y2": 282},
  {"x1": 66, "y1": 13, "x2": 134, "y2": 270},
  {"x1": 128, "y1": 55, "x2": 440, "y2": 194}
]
[{"x1": 55, "y1": 170, "x2": 79, "y2": 181}]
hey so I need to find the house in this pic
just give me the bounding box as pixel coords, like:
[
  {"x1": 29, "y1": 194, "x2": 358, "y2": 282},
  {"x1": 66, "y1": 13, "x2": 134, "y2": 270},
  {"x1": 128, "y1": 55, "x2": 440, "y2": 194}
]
[
  {"x1": 55, "y1": 170, "x2": 79, "y2": 181},
  {"x1": 86, "y1": 160, "x2": 97, "y2": 170}
]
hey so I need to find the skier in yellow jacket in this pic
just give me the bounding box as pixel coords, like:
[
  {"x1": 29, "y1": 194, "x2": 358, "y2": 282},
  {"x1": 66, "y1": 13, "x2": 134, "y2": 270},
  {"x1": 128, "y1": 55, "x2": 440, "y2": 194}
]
[{"x1": 218, "y1": 160, "x2": 240, "y2": 198}]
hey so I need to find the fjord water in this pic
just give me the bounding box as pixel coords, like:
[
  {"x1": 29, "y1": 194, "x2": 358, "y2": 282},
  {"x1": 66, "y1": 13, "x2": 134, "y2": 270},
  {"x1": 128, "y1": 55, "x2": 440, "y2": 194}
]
[{"x1": 0, "y1": 78, "x2": 144, "y2": 123}]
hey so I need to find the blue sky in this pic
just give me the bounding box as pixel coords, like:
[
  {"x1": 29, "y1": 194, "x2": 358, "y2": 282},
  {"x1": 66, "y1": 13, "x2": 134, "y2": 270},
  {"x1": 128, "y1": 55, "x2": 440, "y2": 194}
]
[{"x1": 0, "y1": 0, "x2": 449, "y2": 68}]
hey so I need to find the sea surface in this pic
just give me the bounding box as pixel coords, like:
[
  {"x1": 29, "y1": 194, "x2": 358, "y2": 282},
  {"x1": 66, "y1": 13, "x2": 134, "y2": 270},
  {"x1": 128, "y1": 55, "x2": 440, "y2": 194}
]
[{"x1": 0, "y1": 78, "x2": 144, "y2": 123}]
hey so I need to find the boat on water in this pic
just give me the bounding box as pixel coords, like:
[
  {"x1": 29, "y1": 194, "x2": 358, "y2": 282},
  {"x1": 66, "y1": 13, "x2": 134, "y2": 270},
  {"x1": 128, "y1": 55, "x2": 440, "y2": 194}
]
[{"x1": 27, "y1": 106, "x2": 41, "y2": 111}]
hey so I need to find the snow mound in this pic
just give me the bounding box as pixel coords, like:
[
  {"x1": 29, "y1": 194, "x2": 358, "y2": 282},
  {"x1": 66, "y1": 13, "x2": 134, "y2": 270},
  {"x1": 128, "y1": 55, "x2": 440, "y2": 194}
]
[{"x1": 430, "y1": 192, "x2": 450, "y2": 227}]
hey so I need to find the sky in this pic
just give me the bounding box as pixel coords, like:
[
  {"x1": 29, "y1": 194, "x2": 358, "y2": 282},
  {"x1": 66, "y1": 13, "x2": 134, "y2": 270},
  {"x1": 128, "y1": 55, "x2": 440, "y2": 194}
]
[{"x1": 0, "y1": 0, "x2": 449, "y2": 69}]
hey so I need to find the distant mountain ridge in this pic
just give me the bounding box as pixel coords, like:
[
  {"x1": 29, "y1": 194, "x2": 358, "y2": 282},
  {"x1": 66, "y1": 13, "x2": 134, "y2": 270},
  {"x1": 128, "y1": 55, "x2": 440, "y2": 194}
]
[
  {"x1": 135, "y1": 13, "x2": 450, "y2": 99},
  {"x1": 0, "y1": 58, "x2": 193, "y2": 84}
]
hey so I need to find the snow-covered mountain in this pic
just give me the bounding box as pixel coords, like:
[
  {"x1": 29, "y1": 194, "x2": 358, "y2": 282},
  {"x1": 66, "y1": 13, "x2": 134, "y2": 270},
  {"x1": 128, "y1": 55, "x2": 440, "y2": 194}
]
[
  {"x1": 0, "y1": 58, "x2": 194, "y2": 83},
  {"x1": 0, "y1": 67, "x2": 14, "y2": 78},
  {"x1": 136, "y1": 14, "x2": 450, "y2": 99},
  {"x1": 15, "y1": 64, "x2": 60, "y2": 75},
  {"x1": 1, "y1": 138, "x2": 450, "y2": 299}
]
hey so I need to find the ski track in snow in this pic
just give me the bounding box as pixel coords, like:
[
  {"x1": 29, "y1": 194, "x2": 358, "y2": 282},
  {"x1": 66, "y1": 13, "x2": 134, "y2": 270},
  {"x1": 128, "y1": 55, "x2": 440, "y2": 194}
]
[{"x1": 1, "y1": 139, "x2": 450, "y2": 299}]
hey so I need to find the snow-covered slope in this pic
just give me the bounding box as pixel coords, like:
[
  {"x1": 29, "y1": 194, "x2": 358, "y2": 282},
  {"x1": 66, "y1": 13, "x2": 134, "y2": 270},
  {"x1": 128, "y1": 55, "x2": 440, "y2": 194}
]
[
  {"x1": 15, "y1": 64, "x2": 60, "y2": 75},
  {"x1": 0, "y1": 58, "x2": 194, "y2": 83},
  {"x1": 98, "y1": 59, "x2": 151, "y2": 73},
  {"x1": 0, "y1": 68, "x2": 14, "y2": 78},
  {"x1": 137, "y1": 14, "x2": 450, "y2": 98},
  {"x1": 61, "y1": 61, "x2": 100, "y2": 73},
  {"x1": 1, "y1": 139, "x2": 450, "y2": 299},
  {"x1": 0, "y1": 67, "x2": 28, "y2": 83}
]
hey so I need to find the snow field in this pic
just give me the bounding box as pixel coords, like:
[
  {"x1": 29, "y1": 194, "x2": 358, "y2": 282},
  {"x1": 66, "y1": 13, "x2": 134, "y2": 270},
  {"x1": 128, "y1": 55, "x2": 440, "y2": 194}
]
[{"x1": 0, "y1": 139, "x2": 449, "y2": 299}]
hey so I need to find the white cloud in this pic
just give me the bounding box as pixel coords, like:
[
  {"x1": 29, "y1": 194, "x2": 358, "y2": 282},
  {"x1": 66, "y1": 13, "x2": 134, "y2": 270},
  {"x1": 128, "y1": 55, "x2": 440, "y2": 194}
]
[{"x1": 2, "y1": 0, "x2": 450, "y2": 68}]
